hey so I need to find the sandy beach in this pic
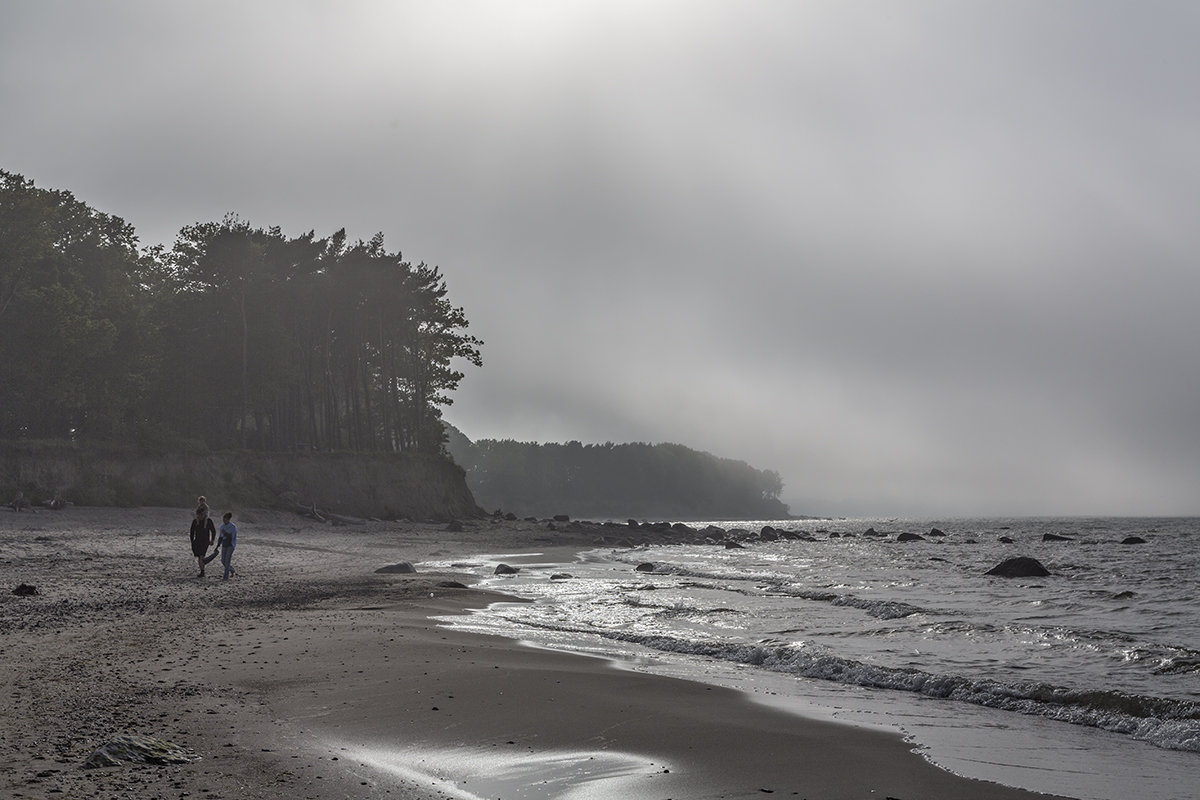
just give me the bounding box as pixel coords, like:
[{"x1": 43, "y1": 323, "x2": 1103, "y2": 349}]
[{"x1": 0, "y1": 506, "x2": 1077, "y2": 800}]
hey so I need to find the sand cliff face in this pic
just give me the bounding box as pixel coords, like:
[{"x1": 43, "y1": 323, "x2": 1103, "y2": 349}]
[{"x1": 0, "y1": 443, "x2": 482, "y2": 520}]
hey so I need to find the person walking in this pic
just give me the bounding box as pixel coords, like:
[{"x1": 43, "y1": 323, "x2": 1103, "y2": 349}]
[
  {"x1": 189, "y1": 506, "x2": 216, "y2": 577},
  {"x1": 217, "y1": 511, "x2": 237, "y2": 580}
]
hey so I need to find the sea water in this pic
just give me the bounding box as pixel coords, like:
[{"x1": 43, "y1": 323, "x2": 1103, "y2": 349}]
[{"x1": 424, "y1": 517, "x2": 1199, "y2": 800}]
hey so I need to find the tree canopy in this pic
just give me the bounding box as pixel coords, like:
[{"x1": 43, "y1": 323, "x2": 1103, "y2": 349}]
[
  {"x1": 448, "y1": 433, "x2": 791, "y2": 520},
  {"x1": 0, "y1": 171, "x2": 482, "y2": 454}
]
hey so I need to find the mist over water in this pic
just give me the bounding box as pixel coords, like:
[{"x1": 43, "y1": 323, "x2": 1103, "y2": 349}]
[
  {"x1": 427, "y1": 517, "x2": 1200, "y2": 800},
  {"x1": 7, "y1": 3, "x2": 1200, "y2": 520}
]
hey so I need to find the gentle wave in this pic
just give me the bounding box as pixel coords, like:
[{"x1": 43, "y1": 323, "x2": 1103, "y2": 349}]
[
  {"x1": 1155, "y1": 655, "x2": 1200, "y2": 675},
  {"x1": 609, "y1": 550, "x2": 1200, "y2": 677},
  {"x1": 615, "y1": 559, "x2": 934, "y2": 620},
  {"x1": 481, "y1": 609, "x2": 1200, "y2": 753},
  {"x1": 458, "y1": 516, "x2": 1200, "y2": 776}
]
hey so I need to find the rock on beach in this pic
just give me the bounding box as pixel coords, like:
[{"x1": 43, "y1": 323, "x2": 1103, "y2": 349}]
[
  {"x1": 82, "y1": 734, "x2": 198, "y2": 768},
  {"x1": 375, "y1": 561, "x2": 417, "y2": 574}
]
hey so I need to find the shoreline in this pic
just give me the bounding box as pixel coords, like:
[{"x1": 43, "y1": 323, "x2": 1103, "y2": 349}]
[{"x1": 1, "y1": 507, "x2": 1077, "y2": 799}]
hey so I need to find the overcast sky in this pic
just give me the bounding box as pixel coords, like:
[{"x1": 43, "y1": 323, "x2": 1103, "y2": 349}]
[{"x1": 4, "y1": 1, "x2": 1199, "y2": 517}]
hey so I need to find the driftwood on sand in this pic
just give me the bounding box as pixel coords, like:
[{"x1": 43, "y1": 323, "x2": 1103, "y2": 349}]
[
  {"x1": 288, "y1": 501, "x2": 366, "y2": 526},
  {"x1": 252, "y1": 473, "x2": 366, "y2": 525}
]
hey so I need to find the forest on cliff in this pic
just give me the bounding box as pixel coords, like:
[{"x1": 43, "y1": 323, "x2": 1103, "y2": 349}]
[
  {"x1": 446, "y1": 429, "x2": 791, "y2": 520},
  {"x1": 3, "y1": 170, "x2": 793, "y2": 519},
  {"x1": 0, "y1": 170, "x2": 482, "y2": 455}
]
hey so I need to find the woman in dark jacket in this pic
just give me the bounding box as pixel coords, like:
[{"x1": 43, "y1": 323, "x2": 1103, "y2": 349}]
[{"x1": 189, "y1": 506, "x2": 216, "y2": 577}]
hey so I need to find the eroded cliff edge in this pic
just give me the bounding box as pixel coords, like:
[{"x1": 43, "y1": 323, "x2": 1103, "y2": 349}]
[{"x1": 1, "y1": 442, "x2": 482, "y2": 521}]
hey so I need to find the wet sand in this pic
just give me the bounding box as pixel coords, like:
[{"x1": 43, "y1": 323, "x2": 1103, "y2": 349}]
[{"x1": 0, "y1": 507, "x2": 1077, "y2": 799}]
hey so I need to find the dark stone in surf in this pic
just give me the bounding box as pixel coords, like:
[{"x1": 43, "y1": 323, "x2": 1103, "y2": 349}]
[
  {"x1": 896, "y1": 532, "x2": 926, "y2": 542},
  {"x1": 985, "y1": 556, "x2": 1051, "y2": 578},
  {"x1": 494, "y1": 563, "x2": 519, "y2": 575},
  {"x1": 998, "y1": 536, "x2": 1015, "y2": 543},
  {"x1": 724, "y1": 540, "x2": 746, "y2": 549},
  {"x1": 635, "y1": 562, "x2": 656, "y2": 572},
  {"x1": 928, "y1": 528, "x2": 946, "y2": 537},
  {"x1": 1042, "y1": 533, "x2": 1073, "y2": 541},
  {"x1": 550, "y1": 573, "x2": 573, "y2": 580},
  {"x1": 1121, "y1": 536, "x2": 1147, "y2": 544},
  {"x1": 375, "y1": 561, "x2": 416, "y2": 574},
  {"x1": 436, "y1": 581, "x2": 468, "y2": 589},
  {"x1": 12, "y1": 583, "x2": 38, "y2": 596}
]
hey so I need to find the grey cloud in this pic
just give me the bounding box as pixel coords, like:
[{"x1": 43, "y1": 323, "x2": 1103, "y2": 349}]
[{"x1": 4, "y1": 1, "x2": 1199, "y2": 515}]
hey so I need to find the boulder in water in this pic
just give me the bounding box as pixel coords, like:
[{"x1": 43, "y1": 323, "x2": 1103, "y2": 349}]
[
  {"x1": 1121, "y1": 536, "x2": 1147, "y2": 545},
  {"x1": 896, "y1": 532, "x2": 926, "y2": 542},
  {"x1": 635, "y1": 562, "x2": 656, "y2": 572},
  {"x1": 985, "y1": 556, "x2": 1051, "y2": 578},
  {"x1": 494, "y1": 563, "x2": 519, "y2": 575},
  {"x1": 1042, "y1": 533, "x2": 1073, "y2": 542}
]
